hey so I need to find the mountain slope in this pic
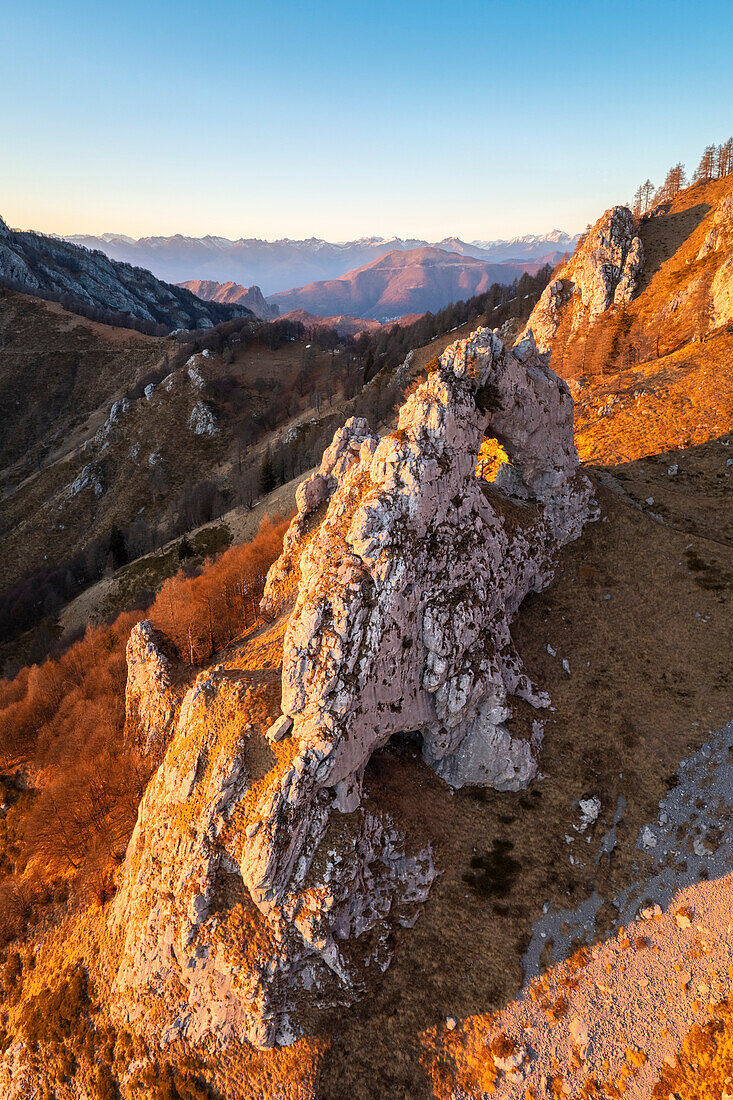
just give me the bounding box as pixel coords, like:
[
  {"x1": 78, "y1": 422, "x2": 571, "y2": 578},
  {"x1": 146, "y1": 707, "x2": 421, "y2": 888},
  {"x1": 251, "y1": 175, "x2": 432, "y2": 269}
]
[
  {"x1": 0, "y1": 291, "x2": 163, "y2": 473},
  {"x1": 61, "y1": 230, "x2": 576, "y2": 294},
  {"x1": 178, "y1": 279, "x2": 279, "y2": 320},
  {"x1": 277, "y1": 309, "x2": 386, "y2": 335},
  {"x1": 268, "y1": 247, "x2": 544, "y2": 320},
  {"x1": 0, "y1": 216, "x2": 251, "y2": 332},
  {"x1": 521, "y1": 174, "x2": 733, "y2": 379}
]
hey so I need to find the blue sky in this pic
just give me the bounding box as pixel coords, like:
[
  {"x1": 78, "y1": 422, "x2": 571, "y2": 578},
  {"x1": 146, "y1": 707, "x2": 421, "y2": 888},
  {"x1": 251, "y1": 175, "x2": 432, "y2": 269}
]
[{"x1": 4, "y1": 0, "x2": 732, "y2": 241}]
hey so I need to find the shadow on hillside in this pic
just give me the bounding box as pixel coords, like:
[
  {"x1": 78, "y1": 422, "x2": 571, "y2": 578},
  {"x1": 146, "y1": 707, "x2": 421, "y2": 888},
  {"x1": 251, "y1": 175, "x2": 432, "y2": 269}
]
[
  {"x1": 636, "y1": 202, "x2": 710, "y2": 292},
  {"x1": 598, "y1": 430, "x2": 733, "y2": 547}
]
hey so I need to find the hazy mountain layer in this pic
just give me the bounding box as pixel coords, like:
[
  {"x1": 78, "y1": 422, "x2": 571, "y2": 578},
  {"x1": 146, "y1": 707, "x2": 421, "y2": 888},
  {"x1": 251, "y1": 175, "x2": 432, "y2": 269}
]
[
  {"x1": 268, "y1": 247, "x2": 546, "y2": 320},
  {"x1": 62, "y1": 229, "x2": 576, "y2": 295}
]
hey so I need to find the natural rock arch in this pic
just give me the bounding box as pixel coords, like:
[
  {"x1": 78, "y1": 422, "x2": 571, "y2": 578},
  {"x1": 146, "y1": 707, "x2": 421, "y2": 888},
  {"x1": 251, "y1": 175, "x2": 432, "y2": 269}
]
[{"x1": 111, "y1": 327, "x2": 596, "y2": 1048}]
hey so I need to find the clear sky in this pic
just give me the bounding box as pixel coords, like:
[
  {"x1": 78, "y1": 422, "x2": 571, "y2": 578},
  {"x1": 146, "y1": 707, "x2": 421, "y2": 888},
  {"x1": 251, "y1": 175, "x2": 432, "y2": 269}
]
[{"x1": 4, "y1": 0, "x2": 733, "y2": 242}]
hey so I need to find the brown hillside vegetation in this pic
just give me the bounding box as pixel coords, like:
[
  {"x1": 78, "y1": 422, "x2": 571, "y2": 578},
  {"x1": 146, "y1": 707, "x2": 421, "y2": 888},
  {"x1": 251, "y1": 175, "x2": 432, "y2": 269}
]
[
  {"x1": 546, "y1": 174, "x2": 733, "y2": 382},
  {"x1": 0, "y1": 291, "x2": 162, "y2": 473},
  {"x1": 0, "y1": 270, "x2": 549, "y2": 673},
  {"x1": 0, "y1": 516, "x2": 286, "y2": 952},
  {"x1": 0, "y1": 182, "x2": 731, "y2": 1094},
  {"x1": 572, "y1": 326, "x2": 733, "y2": 465},
  {"x1": 0, "y1": 433, "x2": 730, "y2": 1098}
]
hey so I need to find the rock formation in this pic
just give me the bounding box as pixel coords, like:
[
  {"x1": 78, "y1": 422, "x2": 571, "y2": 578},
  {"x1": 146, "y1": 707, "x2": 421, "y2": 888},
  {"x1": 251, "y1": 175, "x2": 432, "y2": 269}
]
[
  {"x1": 702, "y1": 196, "x2": 733, "y2": 324},
  {"x1": 111, "y1": 327, "x2": 596, "y2": 1049},
  {"x1": 124, "y1": 621, "x2": 183, "y2": 760},
  {"x1": 521, "y1": 206, "x2": 643, "y2": 351},
  {"x1": 178, "y1": 279, "x2": 280, "y2": 320},
  {"x1": 697, "y1": 194, "x2": 733, "y2": 259}
]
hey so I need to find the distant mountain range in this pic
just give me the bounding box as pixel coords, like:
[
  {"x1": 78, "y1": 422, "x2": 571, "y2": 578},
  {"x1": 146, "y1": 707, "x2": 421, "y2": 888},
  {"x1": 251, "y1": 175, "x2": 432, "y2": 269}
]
[
  {"x1": 266, "y1": 247, "x2": 547, "y2": 321},
  {"x1": 62, "y1": 230, "x2": 578, "y2": 296},
  {"x1": 0, "y1": 216, "x2": 250, "y2": 331}
]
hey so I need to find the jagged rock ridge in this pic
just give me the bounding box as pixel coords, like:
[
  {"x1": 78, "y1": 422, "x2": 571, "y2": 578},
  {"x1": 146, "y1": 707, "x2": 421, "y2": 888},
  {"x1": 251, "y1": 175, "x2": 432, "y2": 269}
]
[
  {"x1": 0, "y1": 216, "x2": 252, "y2": 331},
  {"x1": 522, "y1": 206, "x2": 643, "y2": 352},
  {"x1": 111, "y1": 327, "x2": 596, "y2": 1049},
  {"x1": 178, "y1": 279, "x2": 279, "y2": 320}
]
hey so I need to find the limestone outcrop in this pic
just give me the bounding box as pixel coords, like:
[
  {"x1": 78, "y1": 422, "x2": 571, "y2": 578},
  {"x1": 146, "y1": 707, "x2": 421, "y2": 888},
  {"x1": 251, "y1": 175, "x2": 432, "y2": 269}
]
[
  {"x1": 124, "y1": 621, "x2": 184, "y2": 760},
  {"x1": 111, "y1": 327, "x2": 595, "y2": 1049},
  {"x1": 521, "y1": 206, "x2": 643, "y2": 351},
  {"x1": 712, "y1": 257, "x2": 733, "y2": 324},
  {"x1": 111, "y1": 662, "x2": 434, "y2": 1048},
  {"x1": 697, "y1": 193, "x2": 733, "y2": 259}
]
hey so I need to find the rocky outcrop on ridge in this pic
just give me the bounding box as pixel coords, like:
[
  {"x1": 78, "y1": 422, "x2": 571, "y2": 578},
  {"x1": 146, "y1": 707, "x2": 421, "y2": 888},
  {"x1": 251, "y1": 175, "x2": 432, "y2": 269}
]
[
  {"x1": 111, "y1": 654, "x2": 435, "y2": 1048},
  {"x1": 521, "y1": 206, "x2": 643, "y2": 351},
  {"x1": 110, "y1": 328, "x2": 595, "y2": 1049},
  {"x1": 179, "y1": 279, "x2": 279, "y2": 320},
  {"x1": 0, "y1": 215, "x2": 252, "y2": 331},
  {"x1": 701, "y1": 195, "x2": 733, "y2": 324},
  {"x1": 124, "y1": 621, "x2": 184, "y2": 761}
]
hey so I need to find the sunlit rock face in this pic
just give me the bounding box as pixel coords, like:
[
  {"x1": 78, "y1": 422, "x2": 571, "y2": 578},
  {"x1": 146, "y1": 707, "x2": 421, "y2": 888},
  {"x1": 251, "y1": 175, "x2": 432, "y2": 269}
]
[
  {"x1": 705, "y1": 196, "x2": 733, "y2": 324},
  {"x1": 253, "y1": 327, "x2": 596, "y2": 898},
  {"x1": 111, "y1": 328, "x2": 595, "y2": 1050},
  {"x1": 111, "y1": 661, "x2": 435, "y2": 1049},
  {"x1": 520, "y1": 206, "x2": 643, "y2": 351},
  {"x1": 124, "y1": 621, "x2": 183, "y2": 760}
]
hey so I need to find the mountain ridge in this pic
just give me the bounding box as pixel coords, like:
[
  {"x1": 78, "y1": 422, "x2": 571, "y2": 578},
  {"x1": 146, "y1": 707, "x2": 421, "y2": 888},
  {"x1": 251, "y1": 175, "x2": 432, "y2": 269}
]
[
  {"x1": 266, "y1": 246, "x2": 547, "y2": 320},
  {"x1": 0, "y1": 216, "x2": 252, "y2": 332},
  {"x1": 177, "y1": 279, "x2": 279, "y2": 319},
  {"x1": 60, "y1": 228, "x2": 577, "y2": 295}
]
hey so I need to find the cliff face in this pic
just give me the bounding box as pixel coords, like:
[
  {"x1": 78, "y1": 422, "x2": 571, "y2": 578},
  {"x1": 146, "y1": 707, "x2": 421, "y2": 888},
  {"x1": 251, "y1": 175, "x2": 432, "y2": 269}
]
[
  {"x1": 522, "y1": 206, "x2": 644, "y2": 352},
  {"x1": 110, "y1": 328, "x2": 596, "y2": 1049},
  {"x1": 703, "y1": 194, "x2": 733, "y2": 323},
  {"x1": 520, "y1": 178, "x2": 733, "y2": 397}
]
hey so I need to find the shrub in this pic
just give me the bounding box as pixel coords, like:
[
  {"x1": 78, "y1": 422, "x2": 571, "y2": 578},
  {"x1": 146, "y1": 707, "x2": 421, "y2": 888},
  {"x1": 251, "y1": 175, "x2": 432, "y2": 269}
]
[
  {"x1": 18, "y1": 967, "x2": 94, "y2": 1049},
  {"x1": 0, "y1": 516, "x2": 288, "y2": 925}
]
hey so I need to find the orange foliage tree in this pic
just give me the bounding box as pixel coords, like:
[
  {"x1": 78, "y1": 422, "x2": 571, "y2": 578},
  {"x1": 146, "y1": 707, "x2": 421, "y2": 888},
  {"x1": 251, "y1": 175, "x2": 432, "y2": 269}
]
[{"x1": 0, "y1": 514, "x2": 288, "y2": 943}]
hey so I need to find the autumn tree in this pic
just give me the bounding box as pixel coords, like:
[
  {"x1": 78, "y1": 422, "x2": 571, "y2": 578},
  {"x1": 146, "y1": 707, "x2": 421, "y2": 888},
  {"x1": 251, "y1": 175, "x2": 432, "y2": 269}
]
[
  {"x1": 694, "y1": 145, "x2": 716, "y2": 183},
  {"x1": 655, "y1": 163, "x2": 686, "y2": 204},
  {"x1": 641, "y1": 179, "x2": 655, "y2": 213},
  {"x1": 716, "y1": 137, "x2": 733, "y2": 178}
]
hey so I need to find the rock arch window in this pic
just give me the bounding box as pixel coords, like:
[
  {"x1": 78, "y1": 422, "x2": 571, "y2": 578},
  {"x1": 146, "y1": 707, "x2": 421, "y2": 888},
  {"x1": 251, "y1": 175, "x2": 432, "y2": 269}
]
[{"x1": 475, "y1": 436, "x2": 510, "y2": 483}]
